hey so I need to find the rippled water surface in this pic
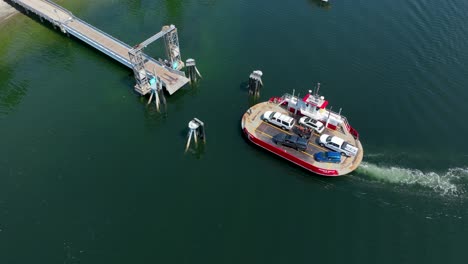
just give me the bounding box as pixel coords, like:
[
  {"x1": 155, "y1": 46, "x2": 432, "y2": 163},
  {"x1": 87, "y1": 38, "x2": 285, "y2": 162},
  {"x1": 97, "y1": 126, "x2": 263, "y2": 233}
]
[{"x1": 1, "y1": 0, "x2": 468, "y2": 263}]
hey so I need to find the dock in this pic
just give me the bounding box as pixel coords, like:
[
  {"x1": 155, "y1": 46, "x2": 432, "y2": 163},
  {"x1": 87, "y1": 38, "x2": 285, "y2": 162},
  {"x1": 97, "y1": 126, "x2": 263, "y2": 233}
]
[{"x1": 9, "y1": 0, "x2": 190, "y2": 95}]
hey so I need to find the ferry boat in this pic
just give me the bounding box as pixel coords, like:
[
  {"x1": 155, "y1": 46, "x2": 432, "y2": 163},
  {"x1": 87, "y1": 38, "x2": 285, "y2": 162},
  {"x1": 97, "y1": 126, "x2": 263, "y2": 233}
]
[{"x1": 241, "y1": 85, "x2": 363, "y2": 176}]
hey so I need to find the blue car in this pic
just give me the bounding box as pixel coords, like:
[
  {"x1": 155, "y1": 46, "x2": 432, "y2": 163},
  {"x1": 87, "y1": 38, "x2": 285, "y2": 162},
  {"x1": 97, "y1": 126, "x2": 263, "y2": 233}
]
[{"x1": 313, "y1": 151, "x2": 341, "y2": 163}]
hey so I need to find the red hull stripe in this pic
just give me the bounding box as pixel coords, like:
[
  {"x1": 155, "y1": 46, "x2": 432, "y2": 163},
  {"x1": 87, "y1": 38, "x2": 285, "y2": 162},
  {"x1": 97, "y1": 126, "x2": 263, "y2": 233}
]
[{"x1": 243, "y1": 128, "x2": 339, "y2": 176}]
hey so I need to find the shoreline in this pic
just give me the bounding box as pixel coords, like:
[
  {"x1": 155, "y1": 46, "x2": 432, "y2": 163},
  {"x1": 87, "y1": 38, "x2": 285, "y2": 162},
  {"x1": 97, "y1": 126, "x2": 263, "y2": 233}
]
[{"x1": 0, "y1": 0, "x2": 18, "y2": 23}]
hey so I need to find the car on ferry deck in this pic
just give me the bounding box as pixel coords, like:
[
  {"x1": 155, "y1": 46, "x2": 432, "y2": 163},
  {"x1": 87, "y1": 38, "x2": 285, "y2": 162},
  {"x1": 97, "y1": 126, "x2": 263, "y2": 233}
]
[
  {"x1": 262, "y1": 111, "x2": 295, "y2": 131},
  {"x1": 317, "y1": 134, "x2": 358, "y2": 157},
  {"x1": 299, "y1": 116, "x2": 325, "y2": 134},
  {"x1": 314, "y1": 151, "x2": 341, "y2": 163},
  {"x1": 272, "y1": 133, "x2": 308, "y2": 151}
]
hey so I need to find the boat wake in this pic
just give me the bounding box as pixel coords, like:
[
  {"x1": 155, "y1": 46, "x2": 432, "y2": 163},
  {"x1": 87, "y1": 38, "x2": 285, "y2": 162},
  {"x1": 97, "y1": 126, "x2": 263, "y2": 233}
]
[{"x1": 355, "y1": 162, "x2": 468, "y2": 197}]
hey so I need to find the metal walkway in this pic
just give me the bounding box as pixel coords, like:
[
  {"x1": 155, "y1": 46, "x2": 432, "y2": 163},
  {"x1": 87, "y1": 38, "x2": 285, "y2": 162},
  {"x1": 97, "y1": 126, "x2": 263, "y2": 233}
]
[{"x1": 10, "y1": 0, "x2": 189, "y2": 95}]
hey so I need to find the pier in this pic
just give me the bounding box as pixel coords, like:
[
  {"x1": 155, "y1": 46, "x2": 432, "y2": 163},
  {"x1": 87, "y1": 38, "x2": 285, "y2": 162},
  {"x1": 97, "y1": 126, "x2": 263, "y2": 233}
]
[{"x1": 10, "y1": 0, "x2": 190, "y2": 95}]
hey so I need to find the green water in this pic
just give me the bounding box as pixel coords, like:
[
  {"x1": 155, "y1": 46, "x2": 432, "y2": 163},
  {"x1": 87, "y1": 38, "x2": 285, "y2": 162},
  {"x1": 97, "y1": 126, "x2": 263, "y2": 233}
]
[{"x1": 1, "y1": 0, "x2": 468, "y2": 263}]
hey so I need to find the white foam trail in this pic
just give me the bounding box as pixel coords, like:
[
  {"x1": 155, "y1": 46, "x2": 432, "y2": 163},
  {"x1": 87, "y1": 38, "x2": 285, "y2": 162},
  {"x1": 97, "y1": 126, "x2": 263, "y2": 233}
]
[
  {"x1": 356, "y1": 162, "x2": 468, "y2": 196},
  {"x1": 364, "y1": 153, "x2": 385, "y2": 158}
]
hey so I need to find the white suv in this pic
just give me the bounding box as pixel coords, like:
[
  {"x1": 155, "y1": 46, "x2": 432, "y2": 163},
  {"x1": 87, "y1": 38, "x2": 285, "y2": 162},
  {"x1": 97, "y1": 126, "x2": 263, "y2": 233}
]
[
  {"x1": 263, "y1": 111, "x2": 295, "y2": 131},
  {"x1": 298, "y1": 116, "x2": 325, "y2": 134}
]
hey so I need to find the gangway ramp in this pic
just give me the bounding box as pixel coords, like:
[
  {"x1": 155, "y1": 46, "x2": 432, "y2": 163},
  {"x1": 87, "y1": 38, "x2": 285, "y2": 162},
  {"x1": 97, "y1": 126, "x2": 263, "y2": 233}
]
[{"x1": 11, "y1": 0, "x2": 189, "y2": 95}]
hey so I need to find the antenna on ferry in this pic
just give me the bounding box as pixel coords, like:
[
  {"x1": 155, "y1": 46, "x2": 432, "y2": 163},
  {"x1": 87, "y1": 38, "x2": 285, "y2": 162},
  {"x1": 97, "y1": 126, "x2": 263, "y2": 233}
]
[
  {"x1": 292, "y1": 89, "x2": 295, "y2": 97},
  {"x1": 326, "y1": 106, "x2": 332, "y2": 128},
  {"x1": 316, "y1": 82, "x2": 321, "y2": 96},
  {"x1": 338, "y1": 108, "x2": 342, "y2": 116},
  {"x1": 294, "y1": 93, "x2": 300, "y2": 115}
]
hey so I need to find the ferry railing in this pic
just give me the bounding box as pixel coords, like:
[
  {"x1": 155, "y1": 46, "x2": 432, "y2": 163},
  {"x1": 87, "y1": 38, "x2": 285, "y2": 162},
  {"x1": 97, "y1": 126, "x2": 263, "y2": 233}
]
[
  {"x1": 269, "y1": 96, "x2": 284, "y2": 104},
  {"x1": 279, "y1": 93, "x2": 296, "y2": 105},
  {"x1": 330, "y1": 115, "x2": 359, "y2": 139},
  {"x1": 282, "y1": 93, "x2": 293, "y2": 100},
  {"x1": 340, "y1": 115, "x2": 359, "y2": 140}
]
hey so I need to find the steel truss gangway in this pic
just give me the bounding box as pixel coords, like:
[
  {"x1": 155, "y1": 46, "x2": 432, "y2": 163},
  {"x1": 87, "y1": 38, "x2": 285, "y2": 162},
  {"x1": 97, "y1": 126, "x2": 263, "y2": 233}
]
[{"x1": 10, "y1": 0, "x2": 189, "y2": 95}]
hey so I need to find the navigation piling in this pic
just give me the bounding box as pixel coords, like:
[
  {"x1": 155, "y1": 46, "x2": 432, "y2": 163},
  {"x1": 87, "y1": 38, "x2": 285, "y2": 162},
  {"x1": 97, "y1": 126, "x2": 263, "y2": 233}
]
[
  {"x1": 185, "y1": 118, "x2": 206, "y2": 152},
  {"x1": 186, "y1": 58, "x2": 202, "y2": 83},
  {"x1": 147, "y1": 77, "x2": 166, "y2": 112},
  {"x1": 248, "y1": 70, "x2": 263, "y2": 96}
]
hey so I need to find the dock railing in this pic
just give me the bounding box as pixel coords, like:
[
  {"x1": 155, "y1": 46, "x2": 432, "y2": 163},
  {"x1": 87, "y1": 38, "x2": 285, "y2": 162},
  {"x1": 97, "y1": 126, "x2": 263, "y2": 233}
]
[
  {"x1": 44, "y1": 0, "x2": 72, "y2": 16},
  {"x1": 71, "y1": 17, "x2": 132, "y2": 50},
  {"x1": 64, "y1": 26, "x2": 132, "y2": 67}
]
